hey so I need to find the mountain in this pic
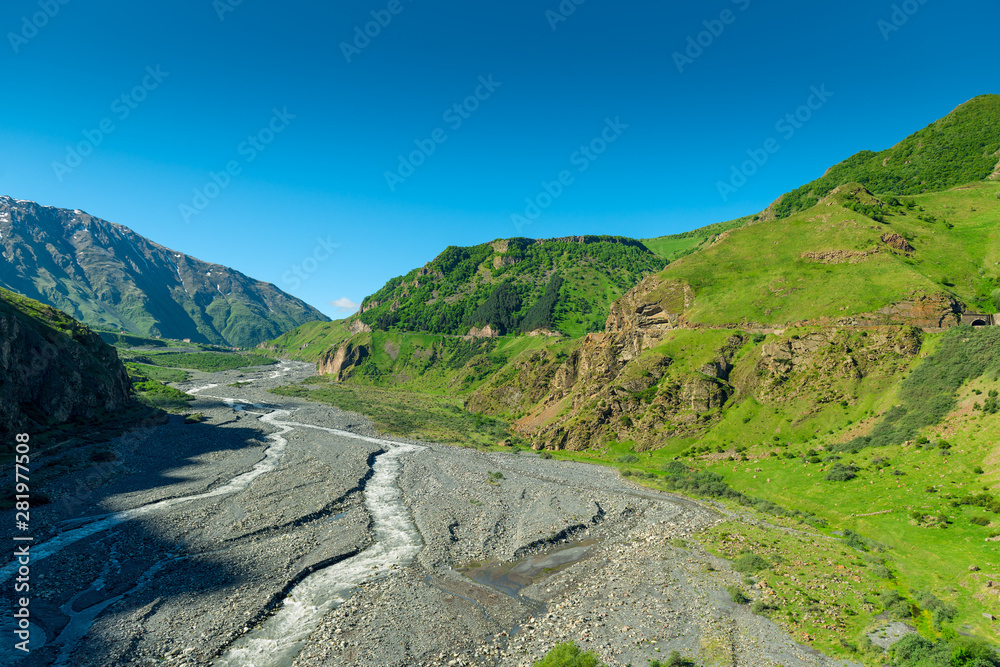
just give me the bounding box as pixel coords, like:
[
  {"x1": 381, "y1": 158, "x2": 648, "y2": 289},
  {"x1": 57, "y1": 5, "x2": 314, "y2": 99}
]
[
  {"x1": 0, "y1": 196, "x2": 329, "y2": 347},
  {"x1": 0, "y1": 287, "x2": 134, "y2": 450},
  {"x1": 356, "y1": 236, "x2": 665, "y2": 338}
]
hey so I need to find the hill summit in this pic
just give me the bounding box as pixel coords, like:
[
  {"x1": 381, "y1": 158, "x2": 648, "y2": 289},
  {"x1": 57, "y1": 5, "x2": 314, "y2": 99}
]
[
  {"x1": 356, "y1": 235, "x2": 665, "y2": 338},
  {"x1": 770, "y1": 94, "x2": 1000, "y2": 218}
]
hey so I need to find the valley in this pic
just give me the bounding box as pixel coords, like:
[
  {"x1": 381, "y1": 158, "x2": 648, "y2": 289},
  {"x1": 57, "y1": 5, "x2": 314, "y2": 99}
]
[
  {"x1": 1, "y1": 357, "x2": 856, "y2": 667},
  {"x1": 3, "y1": 94, "x2": 1000, "y2": 666}
]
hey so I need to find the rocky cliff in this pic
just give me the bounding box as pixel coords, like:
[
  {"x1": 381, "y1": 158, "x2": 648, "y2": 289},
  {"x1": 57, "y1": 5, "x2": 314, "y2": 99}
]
[
  {"x1": 0, "y1": 287, "x2": 134, "y2": 449},
  {"x1": 468, "y1": 288, "x2": 926, "y2": 452}
]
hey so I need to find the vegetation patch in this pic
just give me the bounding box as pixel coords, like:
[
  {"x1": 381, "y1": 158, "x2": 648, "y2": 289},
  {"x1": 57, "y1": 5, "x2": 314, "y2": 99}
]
[
  {"x1": 270, "y1": 380, "x2": 521, "y2": 448},
  {"x1": 135, "y1": 351, "x2": 277, "y2": 372}
]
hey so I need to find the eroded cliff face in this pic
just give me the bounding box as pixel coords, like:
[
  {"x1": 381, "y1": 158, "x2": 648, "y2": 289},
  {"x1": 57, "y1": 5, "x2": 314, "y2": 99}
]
[
  {"x1": 485, "y1": 328, "x2": 744, "y2": 452},
  {"x1": 739, "y1": 326, "x2": 923, "y2": 406},
  {"x1": 0, "y1": 289, "x2": 134, "y2": 446},
  {"x1": 605, "y1": 276, "x2": 694, "y2": 333},
  {"x1": 469, "y1": 281, "x2": 926, "y2": 452},
  {"x1": 316, "y1": 338, "x2": 370, "y2": 381}
]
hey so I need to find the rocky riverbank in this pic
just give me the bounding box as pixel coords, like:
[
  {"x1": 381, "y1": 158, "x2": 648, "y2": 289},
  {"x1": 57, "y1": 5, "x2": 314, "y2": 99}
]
[{"x1": 3, "y1": 360, "x2": 857, "y2": 667}]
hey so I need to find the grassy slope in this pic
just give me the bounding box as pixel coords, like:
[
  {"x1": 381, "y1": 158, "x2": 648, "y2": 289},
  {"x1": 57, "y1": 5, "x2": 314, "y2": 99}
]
[
  {"x1": 643, "y1": 216, "x2": 752, "y2": 262},
  {"x1": 773, "y1": 94, "x2": 1000, "y2": 218},
  {"x1": 542, "y1": 327, "x2": 1000, "y2": 660},
  {"x1": 656, "y1": 182, "x2": 1000, "y2": 325}
]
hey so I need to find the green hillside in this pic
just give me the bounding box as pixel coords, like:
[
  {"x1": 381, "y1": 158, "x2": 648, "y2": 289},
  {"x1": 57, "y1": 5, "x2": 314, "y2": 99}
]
[
  {"x1": 773, "y1": 94, "x2": 1000, "y2": 218},
  {"x1": 356, "y1": 236, "x2": 665, "y2": 337},
  {"x1": 262, "y1": 97, "x2": 1000, "y2": 661},
  {"x1": 653, "y1": 181, "x2": 1000, "y2": 326},
  {"x1": 0, "y1": 286, "x2": 135, "y2": 449},
  {"x1": 643, "y1": 216, "x2": 752, "y2": 261}
]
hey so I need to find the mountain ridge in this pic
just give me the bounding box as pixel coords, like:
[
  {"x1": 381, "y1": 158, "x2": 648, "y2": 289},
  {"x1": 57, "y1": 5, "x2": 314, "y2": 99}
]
[{"x1": 0, "y1": 196, "x2": 328, "y2": 347}]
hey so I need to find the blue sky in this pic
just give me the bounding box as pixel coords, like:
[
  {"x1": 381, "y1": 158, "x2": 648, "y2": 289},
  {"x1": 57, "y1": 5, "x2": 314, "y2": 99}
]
[{"x1": 1, "y1": 0, "x2": 997, "y2": 318}]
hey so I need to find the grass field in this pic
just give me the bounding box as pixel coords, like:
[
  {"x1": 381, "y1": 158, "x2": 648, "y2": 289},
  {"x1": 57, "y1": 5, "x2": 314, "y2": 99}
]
[
  {"x1": 124, "y1": 362, "x2": 190, "y2": 383},
  {"x1": 652, "y1": 182, "x2": 1000, "y2": 325},
  {"x1": 132, "y1": 351, "x2": 277, "y2": 372},
  {"x1": 537, "y1": 366, "x2": 1000, "y2": 658},
  {"x1": 271, "y1": 379, "x2": 522, "y2": 447}
]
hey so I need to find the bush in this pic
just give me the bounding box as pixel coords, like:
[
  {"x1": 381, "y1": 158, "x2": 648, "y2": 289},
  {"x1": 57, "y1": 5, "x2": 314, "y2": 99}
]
[
  {"x1": 879, "y1": 590, "x2": 913, "y2": 620},
  {"x1": 871, "y1": 564, "x2": 894, "y2": 579},
  {"x1": 842, "y1": 530, "x2": 871, "y2": 552},
  {"x1": 534, "y1": 642, "x2": 606, "y2": 667},
  {"x1": 970, "y1": 516, "x2": 991, "y2": 526},
  {"x1": 751, "y1": 600, "x2": 779, "y2": 614},
  {"x1": 732, "y1": 553, "x2": 771, "y2": 574},
  {"x1": 615, "y1": 454, "x2": 639, "y2": 464},
  {"x1": 650, "y1": 651, "x2": 696, "y2": 667},
  {"x1": 726, "y1": 585, "x2": 750, "y2": 604},
  {"x1": 916, "y1": 591, "x2": 957, "y2": 630},
  {"x1": 539, "y1": 451, "x2": 553, "y2": 460},
  {"x1": 826, "y1": 463, "x2": 859, "y2": 481}
]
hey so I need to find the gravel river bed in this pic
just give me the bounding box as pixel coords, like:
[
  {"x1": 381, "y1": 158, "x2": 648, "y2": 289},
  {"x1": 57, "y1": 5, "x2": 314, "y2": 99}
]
[{"x1": 1, "y1": 361, "x2": 857, "y2": 667}]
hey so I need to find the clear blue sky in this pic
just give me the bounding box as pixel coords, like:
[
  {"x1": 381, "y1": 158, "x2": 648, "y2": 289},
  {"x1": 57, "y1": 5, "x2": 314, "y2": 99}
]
[{"x1": 1, "y1": 0, "x2": 997, "y2": 318}]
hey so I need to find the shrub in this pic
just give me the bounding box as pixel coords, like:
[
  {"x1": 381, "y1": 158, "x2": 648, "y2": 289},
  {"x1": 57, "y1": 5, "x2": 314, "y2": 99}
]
[
  {"x1": 650, "y1": 651, "x2": 696, "y2": 667},
  {"x1": 615, "y1": 454, "x2": 639, "y2": 464},
  {"x1": 751, "y1": 600, "x2": 779, "y2": 614},
  {"x1": 534, "y1": 642, "x2": 606, "y2": 667},
  {"x1": 842, "y1": 530, "x2": 870, "y2": 552},
  {"x1": 871, "y1": 563, "x2": 894, "y2": 579},
  {"x1": 726, "y1": 585, "x2": 750, "y2": 604},
  {"x1": 539, "y1": 451, "x2": 553, "y2": 460},
  {"x1": 826, "y1": 463, "x2": 859, "y2": 481},
  {"x1": 879, "y1": 590, "x2": 914, "y2": 619},
  {"x1": 970, "y1": 516, "x2": 991, "y2": 526},
  {"x1": 732, "y1": 553, "x2": 770, "y2": 574},
  {"x1": 916, "y1": 591, "x2": 957, "y2": 630}
]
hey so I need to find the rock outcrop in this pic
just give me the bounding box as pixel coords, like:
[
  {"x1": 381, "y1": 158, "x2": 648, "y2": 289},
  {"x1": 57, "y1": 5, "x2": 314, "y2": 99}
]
[
  {"x1": 605, "y1": 275, "x2": 694, "y2": 333},
  {"x1": 317, "y1": 339, "x2": 370, "y2": 381},
  {"x1": 0, "y1": 288, "x2": 134, "y2": 446},
  {"x1": 467, "y1": 325, "x2": 499, "y2": 338},
  {"x1": 881, "y1": 233, "x2": 915, "y2": 253}
]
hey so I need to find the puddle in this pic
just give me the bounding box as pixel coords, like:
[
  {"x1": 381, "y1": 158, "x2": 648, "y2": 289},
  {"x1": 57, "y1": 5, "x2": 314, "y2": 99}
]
[{"x1": 461, "y1": 539, "x2": 599, "y2": 598}]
